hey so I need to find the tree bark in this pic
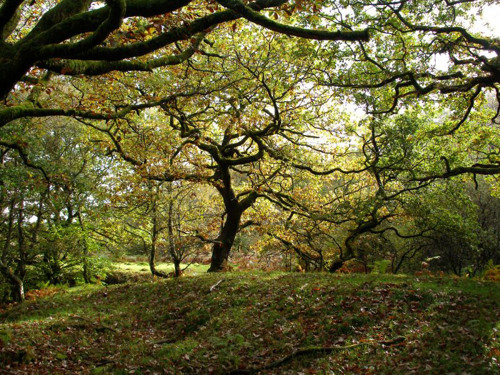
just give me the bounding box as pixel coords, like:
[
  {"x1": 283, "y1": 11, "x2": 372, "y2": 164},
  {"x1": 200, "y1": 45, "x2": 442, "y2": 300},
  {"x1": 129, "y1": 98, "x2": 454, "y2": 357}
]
[
  {"x1": 173, "y1": 259, "x2": 182, "y2": 277},
  {"x1": 207, "y1": 164, "x2": 258, "y2": 272},
  {"x1": 12, "y1": 198, "x2": 27, "y2": 300},
  {"x1": 11, "y1": 274, "x2": 24, "y2": 302},
  {"x1": 149, "y1": 196, "x2": 168, "y2": 278},
  {"x1": 208, "y1": 164, "x2": 248, "y2": 272},
  {"x1": 329, "y1": 260, "x2": 344, "y2": 273},
  {"x1": 208, "y1": 207, "x2": 243, "y2": 272},
  {"x1": 148, "y1": 241, "x2": 168, "y2": 278},
  {"x1": 80, "y1": 225, "x2": 92, "y2": 284},
  {"x1": 167, "y1": 192, "x2": 182, "y2": 277},
  {"x1": 0, "y1": 261, "x2": 24, "y2": 302}
]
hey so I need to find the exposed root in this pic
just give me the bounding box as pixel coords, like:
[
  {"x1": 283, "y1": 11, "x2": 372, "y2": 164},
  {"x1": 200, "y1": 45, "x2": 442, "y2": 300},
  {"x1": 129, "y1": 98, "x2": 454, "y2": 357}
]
[{"x1": 226, "y1": 336, "x2": 406, "y2": 374}]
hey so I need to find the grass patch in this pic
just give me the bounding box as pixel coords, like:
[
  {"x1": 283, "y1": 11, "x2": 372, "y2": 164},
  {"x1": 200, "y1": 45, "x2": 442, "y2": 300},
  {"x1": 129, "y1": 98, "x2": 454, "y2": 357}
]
[
  {"x1": 113, "y1": 261, "x2": 209, "y2": 275},
  {"x1": 1, "y1": 272, "x2": 499, "y2": 374},
  {"x1": 102, "y1": 262, "x2": 210, "y2": 285}
]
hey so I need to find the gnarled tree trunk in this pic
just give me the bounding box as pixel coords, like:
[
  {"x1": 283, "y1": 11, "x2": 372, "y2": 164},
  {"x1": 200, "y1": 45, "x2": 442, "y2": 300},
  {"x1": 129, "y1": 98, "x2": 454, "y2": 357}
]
[
  {"x1": 208, "y1": 166, "x2": 257, "y2": 272},
  {"x1": 208, "y1": 207, "x2": 242, "y2": 272}
]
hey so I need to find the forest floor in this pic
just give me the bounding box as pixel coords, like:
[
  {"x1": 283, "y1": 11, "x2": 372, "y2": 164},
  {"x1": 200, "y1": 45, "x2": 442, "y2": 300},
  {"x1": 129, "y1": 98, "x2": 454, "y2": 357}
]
[{"x1": 0, "y1": 272, "x2": 499, "y2": 374}]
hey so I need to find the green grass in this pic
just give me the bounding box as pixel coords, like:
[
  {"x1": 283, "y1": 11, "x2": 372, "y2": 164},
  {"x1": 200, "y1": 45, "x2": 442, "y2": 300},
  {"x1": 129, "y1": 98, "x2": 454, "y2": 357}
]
[
  {"x1": 112, "y1": 261, "x2": 209, "y2": 275},
  {"x1": 1, "y1": 272, "x2": 499, "y2": 374}
]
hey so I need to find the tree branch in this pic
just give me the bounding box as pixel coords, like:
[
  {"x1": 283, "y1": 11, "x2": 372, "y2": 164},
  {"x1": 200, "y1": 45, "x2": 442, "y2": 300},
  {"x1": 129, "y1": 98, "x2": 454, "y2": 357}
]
[
  {"x1": 216, "y1": 0, "x2": 369, "y2": 41},
  {"x1": 0, "y1": 0, "x2": 23, "y2": 40},
  {"x1": 38, "y1": 0, "x2": 127, "y2": 58},
  {"x1": 414, "y1": 163, "x2": 500, "y2": 182},
  {"x1": 39, "y1": 33, "x2": 206, "y2": 75}
]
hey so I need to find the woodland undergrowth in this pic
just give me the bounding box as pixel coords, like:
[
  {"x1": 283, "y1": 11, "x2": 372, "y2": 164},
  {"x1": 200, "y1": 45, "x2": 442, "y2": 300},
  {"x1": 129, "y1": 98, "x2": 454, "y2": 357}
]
[{"x1": 1, "y1": 272, "x2": 499, "y2": 374}]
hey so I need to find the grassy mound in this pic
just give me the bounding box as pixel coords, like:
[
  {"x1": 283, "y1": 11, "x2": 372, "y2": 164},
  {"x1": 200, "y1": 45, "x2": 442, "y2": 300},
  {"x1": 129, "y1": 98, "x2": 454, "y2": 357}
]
[{"x1": 1, "y1": 273, "x2": 499, "y2": 374}]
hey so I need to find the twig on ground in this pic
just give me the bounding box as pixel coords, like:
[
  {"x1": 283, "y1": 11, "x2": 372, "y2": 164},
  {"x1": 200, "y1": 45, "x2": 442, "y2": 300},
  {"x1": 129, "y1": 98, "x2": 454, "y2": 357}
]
[
  {"x1": 209, "y1": 279, "x2": 224, "y2": 292},
  {"x1": 95, "y1": 359, "x2": 115, "y2": 367}
]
